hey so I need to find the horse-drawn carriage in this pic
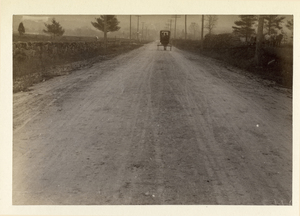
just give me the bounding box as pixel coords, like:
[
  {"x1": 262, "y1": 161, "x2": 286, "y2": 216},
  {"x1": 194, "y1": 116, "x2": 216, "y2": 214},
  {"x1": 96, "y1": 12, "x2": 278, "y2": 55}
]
[{"x1": 157, "y1": 30, "x2": 172, "y2": 51}]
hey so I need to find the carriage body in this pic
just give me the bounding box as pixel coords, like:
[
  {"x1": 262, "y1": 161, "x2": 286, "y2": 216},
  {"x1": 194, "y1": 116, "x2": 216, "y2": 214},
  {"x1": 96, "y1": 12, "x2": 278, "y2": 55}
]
[
  {"x1": 157, "y1": 30, "x2": 172, "y2": 50},
  {"x1": 160, "y1": 30, "x2": 170, "y2": 46}
]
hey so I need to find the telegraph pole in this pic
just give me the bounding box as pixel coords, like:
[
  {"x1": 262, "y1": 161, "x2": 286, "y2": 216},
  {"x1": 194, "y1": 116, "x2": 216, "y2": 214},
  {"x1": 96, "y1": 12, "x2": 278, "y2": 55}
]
[
  {"x1": 172, "y1": 15, "x2": 181, "y2": 39},
  {"x1": 130, "y1": 15, "x2": 132, "y2": 43},
  {"x1": 165, "y1": 22, "x2": 170, "y2": 30},
  {"x1": 174, "y1": 16, "x2": 177, "y2": 39},
  {"x1": 185, "y1": 15, "x2": 187, "y2": 40},
  {"x1": 191, "y1": 22, "x2": 196, "y2": 39},
  {"x1": 136, "y1": 15, "x2": 141, "y2": 41},
  {"x1": 142, "y1": 22, "x2": 144, "y2": 41},
  {"x1": 201, "y1": 15, "x2": 204, "y2": 49}
]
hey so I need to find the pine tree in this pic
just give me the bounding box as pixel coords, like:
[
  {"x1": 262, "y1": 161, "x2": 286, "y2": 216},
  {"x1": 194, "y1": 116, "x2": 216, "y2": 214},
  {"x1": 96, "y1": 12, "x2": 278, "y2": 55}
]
[
  {"x1": 91, "y1": 15, "x2": 120, "y2": 38},
  {"x1": 43, "y1": 18, "x2": 65, "y2": 38},
  {"x1": 18, "y1": 22, "x2": 25, "y2": 36},
  {"x1": 264, "y1": 15, "x2": 285, "y2": 35},
  {"x1": 232, "y1": 15, "x2": 257, "y2": 42}
]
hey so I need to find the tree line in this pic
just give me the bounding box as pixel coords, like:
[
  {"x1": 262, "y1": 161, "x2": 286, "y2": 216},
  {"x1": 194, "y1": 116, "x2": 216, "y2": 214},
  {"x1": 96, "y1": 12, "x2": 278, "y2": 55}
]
[
  {"x1": 232, "y1": 15, "x2": 293, "y2": 42},
  {"x1": 18, "y1": 15, "x2": 121, "y2": 40},
  {"x1": 170, "y1": 15, "x2": 292, "y2": 43},
  {"x1": 17, "y1": 15, "x2": 293, "y2": 42}
]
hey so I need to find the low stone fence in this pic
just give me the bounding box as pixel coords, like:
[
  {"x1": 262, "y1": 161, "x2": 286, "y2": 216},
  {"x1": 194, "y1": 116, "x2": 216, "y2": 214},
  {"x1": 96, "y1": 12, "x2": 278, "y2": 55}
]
[
  {"x1": 13, "y1": 40, "x2": 124, "y2": 61},
  {"x1": 12, "y1": 40, "x2": 139, "y2": 92}
]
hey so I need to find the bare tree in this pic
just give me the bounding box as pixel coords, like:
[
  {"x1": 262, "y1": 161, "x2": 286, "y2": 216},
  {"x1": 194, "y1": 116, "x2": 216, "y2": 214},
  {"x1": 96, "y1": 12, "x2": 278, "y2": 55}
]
[{"x1": 205, "y1": 15, "x2": 218, "y2": 35}]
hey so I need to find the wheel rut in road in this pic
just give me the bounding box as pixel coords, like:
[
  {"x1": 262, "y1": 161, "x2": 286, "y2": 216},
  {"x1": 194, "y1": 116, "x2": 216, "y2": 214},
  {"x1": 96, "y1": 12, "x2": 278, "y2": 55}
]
[{"x1": 13, "y1": 43, "x2": 292, "y2": 205}]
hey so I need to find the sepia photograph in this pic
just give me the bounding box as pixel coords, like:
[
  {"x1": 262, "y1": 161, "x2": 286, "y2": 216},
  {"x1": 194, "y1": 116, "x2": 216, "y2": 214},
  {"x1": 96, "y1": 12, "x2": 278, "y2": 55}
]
[
  {"x1": 1, "y1": 0, "x2": 299, "y2": 216},
  {"x1": 12, "y1": 14, "x2": 293, "y2": 205}
]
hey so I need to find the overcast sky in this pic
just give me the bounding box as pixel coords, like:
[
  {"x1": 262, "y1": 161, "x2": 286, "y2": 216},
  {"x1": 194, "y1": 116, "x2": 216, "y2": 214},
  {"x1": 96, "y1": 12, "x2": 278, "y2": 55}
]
[{"x1": 13, "y1": 15, "x2": 293, "y2": 38}]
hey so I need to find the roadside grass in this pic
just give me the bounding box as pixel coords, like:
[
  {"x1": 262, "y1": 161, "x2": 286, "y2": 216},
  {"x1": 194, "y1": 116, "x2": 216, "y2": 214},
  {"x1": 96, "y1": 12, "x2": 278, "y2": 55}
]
[
  {"x1": 13, "y1": 36, "x2": 145, "y2": 93},
  {"x1": 173, "y1": 39, "x2": 293, "y2": 89}
]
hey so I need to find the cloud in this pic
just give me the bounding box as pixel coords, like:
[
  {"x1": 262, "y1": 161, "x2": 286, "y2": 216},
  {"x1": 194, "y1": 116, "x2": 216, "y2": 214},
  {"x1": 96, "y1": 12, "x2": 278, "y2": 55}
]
[{"x1": 21, "y1": 16, "x2": 49, "y2": 22}]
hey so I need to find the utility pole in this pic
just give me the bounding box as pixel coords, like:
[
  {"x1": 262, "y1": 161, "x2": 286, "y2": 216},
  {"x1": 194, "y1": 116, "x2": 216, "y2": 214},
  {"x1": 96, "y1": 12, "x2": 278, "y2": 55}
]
[
  {"x1": 165, "y1": 22, "x2": 170, "y2": 30},
  {"x1": 201, "y1": 15, "x2": 204, "y2": 49},
  {"x1": 130, "y1": 15, "x2": 131, "y2": 43},
  {"x1": 172, "y1": 15, "x2": 181, "y2": 39},
  {"x1": 185, "y1": 15, "x2": 187, "y2": 40},
  {"x1": 142, "y1": 22, "x2": 144, "y2": 41},
  {"x1": 191, "y1": 22, "x2": 196, "y2": 39},
  {"x1": 136, "y1": 15, "x2": 141, "y2": 41},
  {"x1": 174, "y1": 16, "x2": 177, "y2": 39}
]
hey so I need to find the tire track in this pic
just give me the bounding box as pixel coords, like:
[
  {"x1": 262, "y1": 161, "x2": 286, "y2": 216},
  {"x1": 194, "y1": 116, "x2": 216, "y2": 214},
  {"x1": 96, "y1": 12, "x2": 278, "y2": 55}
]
[
  {"x1": 168, "y1": 48, "x2": 292, "y2": 204},
  {"x1": 13, "y1": 42, "x2": 292, "y2": 205}
]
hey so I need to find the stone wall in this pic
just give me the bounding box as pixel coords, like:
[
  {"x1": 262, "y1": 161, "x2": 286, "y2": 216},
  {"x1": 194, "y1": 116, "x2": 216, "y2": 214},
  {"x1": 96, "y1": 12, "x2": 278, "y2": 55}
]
[
  {"x1": 13, "y1": 40, "x2": 123, "y2": 61},
  {"x1": 12, "y1": 40, "x2": 133, "y2": 92}
]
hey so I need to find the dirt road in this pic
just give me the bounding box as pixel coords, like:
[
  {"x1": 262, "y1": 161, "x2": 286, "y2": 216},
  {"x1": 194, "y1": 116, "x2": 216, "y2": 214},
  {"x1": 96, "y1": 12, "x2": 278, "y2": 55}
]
[{"x1": 13, "y1": 42, "x2": 292, "y2": 205}]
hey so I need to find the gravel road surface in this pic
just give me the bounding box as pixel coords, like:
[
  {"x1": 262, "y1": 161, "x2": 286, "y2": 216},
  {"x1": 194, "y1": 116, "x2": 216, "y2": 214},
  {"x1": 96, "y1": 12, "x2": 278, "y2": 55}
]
[{"x1": 13, "y1": 42, "x2": 292, "y2": 205}]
